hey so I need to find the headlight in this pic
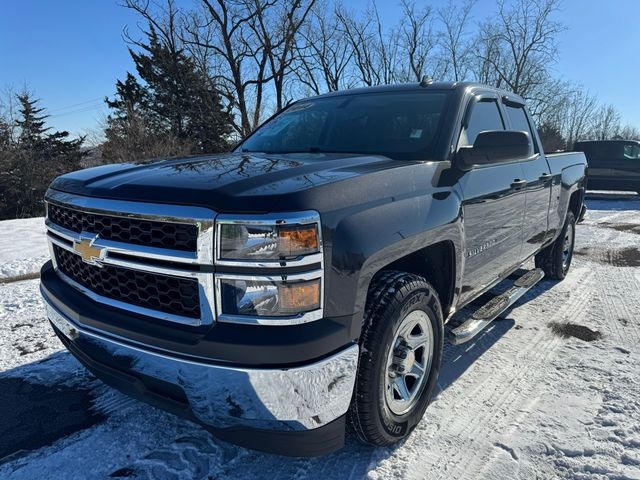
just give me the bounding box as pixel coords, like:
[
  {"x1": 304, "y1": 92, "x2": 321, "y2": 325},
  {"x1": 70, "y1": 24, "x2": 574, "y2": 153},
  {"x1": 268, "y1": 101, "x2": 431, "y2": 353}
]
[
  {"x1": 218, "y1": 276, "x2": 321, "y2": 318},
  {"x1": 214, "y1": 212, "x2": 323, "y2": 325},
  {"x1": 216, "y1": 212, "x2": 321, "y2": 263}
]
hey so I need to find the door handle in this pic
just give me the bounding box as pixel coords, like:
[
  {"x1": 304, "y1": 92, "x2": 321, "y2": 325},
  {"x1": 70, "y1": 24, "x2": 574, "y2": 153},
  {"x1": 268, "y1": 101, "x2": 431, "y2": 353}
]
[
  {"x1": 511, "y1": 179, "x2": 527, "y2": 189},
  {"x1": 539, "y1": 173, "x2": 553, "y2": 182}
]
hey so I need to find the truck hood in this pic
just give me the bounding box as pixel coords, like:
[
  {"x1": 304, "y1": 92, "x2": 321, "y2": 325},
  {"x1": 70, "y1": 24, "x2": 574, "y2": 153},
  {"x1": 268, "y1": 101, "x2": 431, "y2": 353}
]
[{"x1": 51, "y1": 152, "x2": 442, "y2": 213}]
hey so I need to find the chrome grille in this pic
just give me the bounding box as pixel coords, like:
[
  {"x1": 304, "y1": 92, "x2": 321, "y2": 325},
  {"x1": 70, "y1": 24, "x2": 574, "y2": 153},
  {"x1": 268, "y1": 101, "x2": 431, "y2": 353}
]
[
  {"x1": 45, "y1": 190, "x2": 216, "y2": 326},
  {"x1": 53, "y1": 245, "x2": 201, "y2": 319},
  {"x1": 48, "y1": 203, "x2": 198, "y2": 252}
]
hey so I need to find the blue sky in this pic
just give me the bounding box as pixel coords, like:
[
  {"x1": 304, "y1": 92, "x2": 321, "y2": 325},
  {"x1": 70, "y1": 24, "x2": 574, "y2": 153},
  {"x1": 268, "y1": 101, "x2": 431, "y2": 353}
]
[{"x1": 1, "y1": 0, "x2": 639, "y2": 140}]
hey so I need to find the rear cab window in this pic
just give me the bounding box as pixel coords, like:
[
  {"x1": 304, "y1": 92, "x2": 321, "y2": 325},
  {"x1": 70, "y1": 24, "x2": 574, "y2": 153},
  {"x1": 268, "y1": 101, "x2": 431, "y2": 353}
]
[{"x1": 504, "y1": 104, "x2": 538, "y2": 154}]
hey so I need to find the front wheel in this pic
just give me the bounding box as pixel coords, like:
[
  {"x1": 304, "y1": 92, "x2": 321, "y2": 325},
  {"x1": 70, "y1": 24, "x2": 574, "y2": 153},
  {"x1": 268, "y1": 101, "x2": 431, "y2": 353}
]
[
  {"x1": 535, "y1": 210, "x2": 576, "y2": 280},
  {"x1": 349, "y1": 271, "x2": 443, "y2": 446}
]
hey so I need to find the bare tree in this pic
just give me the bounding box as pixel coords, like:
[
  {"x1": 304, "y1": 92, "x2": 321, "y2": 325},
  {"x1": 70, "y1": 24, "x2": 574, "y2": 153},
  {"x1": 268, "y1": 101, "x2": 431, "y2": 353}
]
[
  {"x1": 0, "y1": 85, "x2": 19, "y2": 145},
  {"x1": 398, "y1": 0, "x2": 439, "y2": 82},
  {"x1": 472, "y1": 20, "x2": 502, "y2": 86},
  {"x1": 335, "y1": 2, "x2": 401, "y2": 86},
  {"x1": 181, "y1": 0, "x2": 276, "y2": 136},
  {"x1": 438, "y1": 0, "x2": 475, "y2": 82},
  {"x1": 618, "y1": 124, "x2": 640, "y2": 141},
  {"x1": 475, "y1": 0, "x2": 564, "y2": 98},
  {"x1": 123, "y1": 0, "x2": 182, "y2": 54},
  {"x1": 250, "y1": 0, "x2": 315, "y2": 111},
  {"x1": 558, "y1": 87, "x2": 598, "y2": 145},
  {"x1": 294, "y1": 2, "x2": 354, "y2": 95},
  {"x1": 590, "y1": 104, "x2": 621, "y2": 141},
  {"x1": 525, "y1": 77, "x2": 568, "y2": 124},
  {"x1": 116, "y1": 0, "x2": 637, "y2": 147}
]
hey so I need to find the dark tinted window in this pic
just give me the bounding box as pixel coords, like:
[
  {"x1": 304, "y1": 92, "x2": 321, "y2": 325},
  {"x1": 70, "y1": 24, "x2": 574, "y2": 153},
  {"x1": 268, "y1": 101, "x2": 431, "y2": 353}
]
[
  {"x1": 505, "y1": 105, "x2": 537, "y2": 152},
  {"x1": 623, "y1": 143, "x2": 640, "y2": 160},
  {"x1": 575, "y1": 142, "x2": 608, "y2": 164},
  {"x1": 460, "y1": 100, "x2": 504, "y2": 147},
  {"x1": 575, "y1": 142, "x2": 637, "y2": 164},
  {"x1": 240, "y1": 92, "x2": 449, "y2": 160}
]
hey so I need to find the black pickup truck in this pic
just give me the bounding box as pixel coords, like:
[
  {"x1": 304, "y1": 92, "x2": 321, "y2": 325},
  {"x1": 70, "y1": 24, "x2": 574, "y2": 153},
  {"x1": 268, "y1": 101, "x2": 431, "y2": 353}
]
[
  {"x1": 574, "y1": 140, "x2": 640, "y2": 193},
  {"x1": 40, "y1": 82, "x2": 587, "y2": 456}
]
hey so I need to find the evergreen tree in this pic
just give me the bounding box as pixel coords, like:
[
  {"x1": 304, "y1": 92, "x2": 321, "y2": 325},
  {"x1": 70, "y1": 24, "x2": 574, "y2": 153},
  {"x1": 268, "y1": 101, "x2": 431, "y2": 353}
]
[
  {"x1": 0, "y1": 93, "x2": 84, "y2": 219},
  {"x1": 102, "y1": 73, "x2": 165, "y2": 163},
  {"x1": 0, "y1": 117, "x2": 11, "y2": 152},
  {"x1": 16, "y1": 94, "x2": 49, "y2": 149},
  {"x1": 103, "y1": 26, "x2": 232, "y2": 162}
]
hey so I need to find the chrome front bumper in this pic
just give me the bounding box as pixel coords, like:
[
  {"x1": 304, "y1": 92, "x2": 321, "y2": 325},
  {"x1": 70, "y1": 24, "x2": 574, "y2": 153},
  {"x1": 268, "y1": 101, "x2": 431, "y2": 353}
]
[{"x1": 43, "y1": 296, "x2": 359, "y2": 432}]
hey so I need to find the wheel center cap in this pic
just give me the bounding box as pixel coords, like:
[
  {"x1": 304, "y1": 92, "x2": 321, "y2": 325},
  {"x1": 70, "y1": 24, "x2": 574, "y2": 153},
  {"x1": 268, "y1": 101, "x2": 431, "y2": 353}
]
[{"x1": 401, "y1": 348, "x2": 415, "y2": 372}]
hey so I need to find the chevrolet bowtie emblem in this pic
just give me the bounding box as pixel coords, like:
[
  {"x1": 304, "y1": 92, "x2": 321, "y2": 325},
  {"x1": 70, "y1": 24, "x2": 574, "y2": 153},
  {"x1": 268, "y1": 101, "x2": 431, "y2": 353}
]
[{"x1": 73, "y1": 234, "x2": 105, "y2": 266}]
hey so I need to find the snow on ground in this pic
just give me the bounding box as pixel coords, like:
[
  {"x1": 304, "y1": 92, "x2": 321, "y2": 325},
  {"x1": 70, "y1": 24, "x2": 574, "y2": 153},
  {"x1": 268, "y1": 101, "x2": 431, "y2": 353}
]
[
  {"x1": 0, "y1": 217, "x2": 47, "y2": 280},
  {"x1": 1, "y1": 193, "x2": 639, "y2": 479}
]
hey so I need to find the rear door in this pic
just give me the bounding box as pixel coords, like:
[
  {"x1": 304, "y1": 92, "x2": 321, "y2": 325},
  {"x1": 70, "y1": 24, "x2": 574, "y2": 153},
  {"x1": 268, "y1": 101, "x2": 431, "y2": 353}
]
[
  {"x1": 502, "y1": 99, "x2": 553, "y2": 256},
  {"x1": 608, "y1": 142, "x2": 640, "y2": 191},
  {"x1": 458, "y1": 95, "x2": 527, "y2": 304}
]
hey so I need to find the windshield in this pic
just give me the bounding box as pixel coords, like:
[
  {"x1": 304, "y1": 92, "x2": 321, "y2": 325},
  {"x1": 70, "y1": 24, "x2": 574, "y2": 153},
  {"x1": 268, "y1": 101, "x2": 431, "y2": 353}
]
[{"x1": 238, "y1": 91, "x2": 449, "y2": 160}]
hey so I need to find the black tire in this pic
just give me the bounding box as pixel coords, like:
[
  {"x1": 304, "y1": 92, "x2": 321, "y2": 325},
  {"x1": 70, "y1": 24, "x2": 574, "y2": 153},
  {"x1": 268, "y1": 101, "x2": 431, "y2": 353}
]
[
  {"x1": 535, "y1": 210, "x2": 576, "y2": 280},
  {"x1": 349, "y1": 270, "x2": 444, "y2": 447}
]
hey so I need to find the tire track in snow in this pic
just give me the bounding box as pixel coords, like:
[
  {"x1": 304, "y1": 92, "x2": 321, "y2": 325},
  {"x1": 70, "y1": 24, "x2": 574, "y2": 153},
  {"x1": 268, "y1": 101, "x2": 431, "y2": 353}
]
[
  {"x1": 369, "y1": 266, "x2": 596, "y2": 480},
  {"x1": 576, "y1": 218, "x2": 640, "y2": 347},
  {"x1": 435, "y1": 269, "x2": 595, "y2": 480},
  {"x1": 593, "y1": 262, "x2": 640, "y2": 348}
]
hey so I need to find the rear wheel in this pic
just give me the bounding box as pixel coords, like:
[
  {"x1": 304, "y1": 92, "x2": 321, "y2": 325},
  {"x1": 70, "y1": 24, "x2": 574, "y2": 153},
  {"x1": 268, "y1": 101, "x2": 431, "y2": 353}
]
[
  {"x1": 535, "y1": 210, "x2": 576, "y2": 280},
  {"x1": 349, "y1": 271, "x2": 443, "y2": 446}
]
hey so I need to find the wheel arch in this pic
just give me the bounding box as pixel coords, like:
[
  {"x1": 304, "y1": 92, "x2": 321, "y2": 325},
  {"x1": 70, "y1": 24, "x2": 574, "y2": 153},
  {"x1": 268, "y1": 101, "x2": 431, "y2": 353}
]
[
  {"x1": 568, "y1": 187, "x2": 584, "y2": 219},
  {"x1": 367, "y1": 241, "x2": 456, "y2": 320}
]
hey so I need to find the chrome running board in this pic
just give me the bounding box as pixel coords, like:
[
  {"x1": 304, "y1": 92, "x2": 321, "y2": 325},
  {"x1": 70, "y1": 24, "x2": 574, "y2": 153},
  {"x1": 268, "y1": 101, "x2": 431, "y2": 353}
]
[{"x1": 447, "y1": 268, "x2": 545, "y2": 345}]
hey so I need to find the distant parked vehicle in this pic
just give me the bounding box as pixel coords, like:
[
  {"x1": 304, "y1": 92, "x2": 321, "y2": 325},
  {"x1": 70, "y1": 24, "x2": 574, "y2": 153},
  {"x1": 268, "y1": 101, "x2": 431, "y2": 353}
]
[{"x1": 574, "y1": 140, "x2": 640, "y2": 194}]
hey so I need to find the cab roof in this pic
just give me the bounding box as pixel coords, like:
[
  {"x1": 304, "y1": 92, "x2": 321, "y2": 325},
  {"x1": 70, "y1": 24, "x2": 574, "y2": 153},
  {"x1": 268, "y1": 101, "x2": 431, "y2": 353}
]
[{"x1": 308, "y1": 81, "x2": 525, "y2": 105}]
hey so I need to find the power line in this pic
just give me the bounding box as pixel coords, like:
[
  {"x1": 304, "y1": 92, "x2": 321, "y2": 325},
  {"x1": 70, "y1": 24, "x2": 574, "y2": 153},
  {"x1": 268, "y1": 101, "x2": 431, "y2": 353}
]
[
  {"x1": 49, "y1": 104, "x2": 107, "y2": 118},
  {"x1": 48, "y1": 97, "x2": 105, "y2": 113}
]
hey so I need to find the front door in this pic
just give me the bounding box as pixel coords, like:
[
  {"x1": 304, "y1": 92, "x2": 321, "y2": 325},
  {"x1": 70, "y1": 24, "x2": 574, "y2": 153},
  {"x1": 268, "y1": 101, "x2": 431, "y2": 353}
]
[{"x1": 608, "y1": 142, "x2": 640, "y2": 192}]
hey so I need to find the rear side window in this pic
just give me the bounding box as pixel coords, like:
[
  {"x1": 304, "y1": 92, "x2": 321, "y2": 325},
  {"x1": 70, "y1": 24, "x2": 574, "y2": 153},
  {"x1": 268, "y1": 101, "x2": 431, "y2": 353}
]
[
  {"x1": 459, "y1": 100, "x2": 504, "y2": 147},
  {"x1": 576, "y1": 142, "x2": 639, "y2": 163},
  {"x1": 575, "y1": 143, "x2": 608, "y2": 164},
  {"x1": 623, "y1": 143, "x2": 640, "y2": 160},
  {"x1": 505, "y1": 105, "x2": 537, "y2": 153}
]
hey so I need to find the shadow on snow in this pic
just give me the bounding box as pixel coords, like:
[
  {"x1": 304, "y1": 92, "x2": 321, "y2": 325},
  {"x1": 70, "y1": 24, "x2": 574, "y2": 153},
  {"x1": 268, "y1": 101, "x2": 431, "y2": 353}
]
[{"x1": 1, "y1": 278, "x2": 557, "y2": 478}]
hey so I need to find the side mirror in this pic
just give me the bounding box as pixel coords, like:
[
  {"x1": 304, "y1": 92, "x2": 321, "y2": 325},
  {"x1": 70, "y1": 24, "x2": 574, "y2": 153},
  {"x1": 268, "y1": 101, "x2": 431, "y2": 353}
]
[{"x1": 457, "y1": 130, "x2": 533, "y2": 171}]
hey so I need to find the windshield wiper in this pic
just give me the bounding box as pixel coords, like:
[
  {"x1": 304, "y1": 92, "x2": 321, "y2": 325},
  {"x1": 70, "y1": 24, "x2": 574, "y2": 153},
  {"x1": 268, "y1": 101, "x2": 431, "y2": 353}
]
[
  {"x1": 265, "y1": 147, "x2": 326, "y2": 154},
  {"x1": 241, "y1": 147, "x2": 338, "y2": 154}
]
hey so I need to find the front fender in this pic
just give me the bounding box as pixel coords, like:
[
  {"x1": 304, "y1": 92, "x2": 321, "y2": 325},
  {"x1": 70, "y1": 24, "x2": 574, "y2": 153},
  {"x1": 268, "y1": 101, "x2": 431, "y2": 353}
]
[{"x1": 323, "y1": 190, "x2": 462, "y2": 336}]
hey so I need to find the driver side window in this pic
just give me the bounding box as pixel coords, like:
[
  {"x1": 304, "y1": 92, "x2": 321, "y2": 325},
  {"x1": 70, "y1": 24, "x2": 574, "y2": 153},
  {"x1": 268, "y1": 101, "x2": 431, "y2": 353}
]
[{"x1": 459, "y1": 100, "x2": 505, "y2": 147}]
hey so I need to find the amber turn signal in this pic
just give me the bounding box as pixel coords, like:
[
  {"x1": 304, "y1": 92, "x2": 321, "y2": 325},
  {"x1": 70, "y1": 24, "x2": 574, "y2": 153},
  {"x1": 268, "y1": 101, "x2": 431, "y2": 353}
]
[
  {"x1": 278, "y1": 280, "x2": 321, "y2": 314},
  {"x1": 277, "y1": 225, "x2": 319, "y2": 256}
]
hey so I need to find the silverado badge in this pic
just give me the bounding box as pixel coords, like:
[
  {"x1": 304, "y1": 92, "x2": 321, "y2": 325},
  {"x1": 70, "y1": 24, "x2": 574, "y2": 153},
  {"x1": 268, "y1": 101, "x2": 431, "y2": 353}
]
[{"x1": 73, "y1": 234, "x2": 105, "y2": 266}]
